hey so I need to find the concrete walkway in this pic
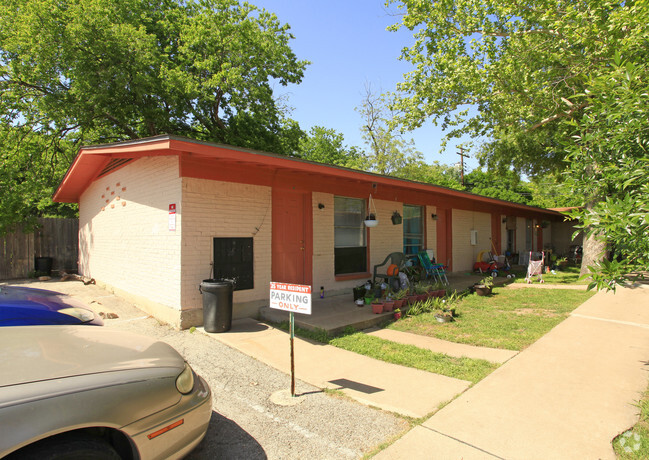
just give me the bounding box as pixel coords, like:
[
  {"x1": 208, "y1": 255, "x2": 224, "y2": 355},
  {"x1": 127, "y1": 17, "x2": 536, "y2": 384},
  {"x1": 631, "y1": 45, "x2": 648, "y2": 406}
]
[
  {"x1": 203, "y1": 318, "x2": 471, "y2": 419},
  {"x1": 375, "y1": 284, "x2": 649, "y2": 460},
  {"x1": 366, "y1": 328, "x2": 518, "y2": 364}
]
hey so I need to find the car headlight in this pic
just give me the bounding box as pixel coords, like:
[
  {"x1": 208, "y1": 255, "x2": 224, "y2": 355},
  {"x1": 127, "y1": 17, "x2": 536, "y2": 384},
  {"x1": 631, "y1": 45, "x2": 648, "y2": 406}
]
[
  {"x1": 176, "y1": 363, "x2": 195, "y2": 394},
  {"x1": 58, "y1": 307, "x2": 95, "y2": 323}
]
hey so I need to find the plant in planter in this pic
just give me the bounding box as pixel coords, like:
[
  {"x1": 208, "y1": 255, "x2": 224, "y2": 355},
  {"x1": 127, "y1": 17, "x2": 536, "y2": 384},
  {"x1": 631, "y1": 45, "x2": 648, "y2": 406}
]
[
  {"x1": 406, "y1": 287, "x2": 419, "y2": 305},
  {"x1": 474, "y1": 276, "x2": 494, "y2": 296},
  {"x1": 364, "y1": 292, "x2": 375, "y2": 305},
  {"x1": 414, "y1": 282, "x2": 429, "y2": 301},
  {"x1": 393, "y1": 308, "x2": 402, "y2": 320},
  {"x1": 383, "y1": 289, "x2": 395, "y2": 312},
  {"x1": 371, "y1": 298, "x2": 384, "y2": 314},
  {"x1": 434, "y1": 310, "x2": 454, "y2": 323},
  {"x1": 392, "y1": 289, "x2": 408, "y2": 309}
]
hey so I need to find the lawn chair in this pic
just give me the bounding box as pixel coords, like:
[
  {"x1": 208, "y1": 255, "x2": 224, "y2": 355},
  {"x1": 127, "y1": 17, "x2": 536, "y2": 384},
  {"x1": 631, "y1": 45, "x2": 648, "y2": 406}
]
[
  {"x1": 373, "y1": 252, "x2": 406, "y2": 290},
  {"x1": 418, "y1": 250, "x2": 449, "y2": 285},
  {"x1": 525, "y1": 251, "x2": 545, "y2": 283}
]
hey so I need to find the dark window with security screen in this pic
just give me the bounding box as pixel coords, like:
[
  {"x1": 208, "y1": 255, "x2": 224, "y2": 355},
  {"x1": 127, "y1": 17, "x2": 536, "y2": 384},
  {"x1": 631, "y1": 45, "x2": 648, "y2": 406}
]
[{"x1": 213, "y1": 237, "x2": 253, "y2": 290}]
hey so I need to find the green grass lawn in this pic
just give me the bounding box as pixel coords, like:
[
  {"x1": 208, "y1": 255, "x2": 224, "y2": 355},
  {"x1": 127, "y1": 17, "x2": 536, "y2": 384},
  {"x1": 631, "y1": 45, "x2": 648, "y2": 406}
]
[
  {"x1": 272, "y1": 322, "x2": 497, "y2": 384},
  {"x1": 510, "y1": 266, "x2": 588, "y2": 284},
  {"x1": 613, "y1": 386, "x2": 649, "y2": 458},
  {"x1": 329, "y1": 333, "x2": 498, "y2": 384},
  {"x1": 390, "y1": 286, "x2": 595, "y2": 351}
]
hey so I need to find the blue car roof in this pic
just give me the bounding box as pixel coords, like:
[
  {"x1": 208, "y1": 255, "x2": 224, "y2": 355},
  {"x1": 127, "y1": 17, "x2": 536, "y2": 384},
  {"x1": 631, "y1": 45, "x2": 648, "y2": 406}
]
[{"x1": 0, "y1": 286, "x2": 103, "y2": 326}]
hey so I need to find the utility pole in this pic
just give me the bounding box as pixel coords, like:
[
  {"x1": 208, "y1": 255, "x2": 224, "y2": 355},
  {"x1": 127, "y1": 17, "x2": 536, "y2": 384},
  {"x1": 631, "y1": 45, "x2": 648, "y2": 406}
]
[{"x1": 457, "y1": 146, "x2": 470, "y2": 186}]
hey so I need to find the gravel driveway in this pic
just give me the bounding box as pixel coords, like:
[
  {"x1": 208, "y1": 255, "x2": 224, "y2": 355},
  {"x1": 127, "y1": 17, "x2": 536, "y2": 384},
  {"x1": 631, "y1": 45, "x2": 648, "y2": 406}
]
[{"x1": 6, "y1": 279, "x2": 408, "y2": 459}]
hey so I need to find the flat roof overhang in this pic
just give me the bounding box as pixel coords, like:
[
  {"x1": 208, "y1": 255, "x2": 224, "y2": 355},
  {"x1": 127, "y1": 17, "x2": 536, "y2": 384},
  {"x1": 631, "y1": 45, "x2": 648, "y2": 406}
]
[{"x1": 53, "y1": 135, "x2": 564, "y2": 220}]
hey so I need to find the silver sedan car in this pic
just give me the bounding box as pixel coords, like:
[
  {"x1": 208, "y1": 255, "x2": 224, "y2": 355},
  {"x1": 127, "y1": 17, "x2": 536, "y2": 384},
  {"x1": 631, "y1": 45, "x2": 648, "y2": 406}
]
[{"x1": 0, "y1": 325, "x2": 212, "y2": 459}]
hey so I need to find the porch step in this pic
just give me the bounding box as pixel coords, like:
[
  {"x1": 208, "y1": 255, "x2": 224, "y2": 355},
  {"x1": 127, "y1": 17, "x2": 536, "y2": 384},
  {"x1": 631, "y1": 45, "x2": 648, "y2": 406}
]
[{"x1": 258, "y1": 303, "x2": 394, "y2": 336}]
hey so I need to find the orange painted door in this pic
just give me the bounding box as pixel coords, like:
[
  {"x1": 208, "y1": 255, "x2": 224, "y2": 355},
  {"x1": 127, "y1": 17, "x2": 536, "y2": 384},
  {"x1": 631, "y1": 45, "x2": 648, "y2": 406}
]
[{"x1": 272, "y1": 189, "x2": 312, "y2": 285}]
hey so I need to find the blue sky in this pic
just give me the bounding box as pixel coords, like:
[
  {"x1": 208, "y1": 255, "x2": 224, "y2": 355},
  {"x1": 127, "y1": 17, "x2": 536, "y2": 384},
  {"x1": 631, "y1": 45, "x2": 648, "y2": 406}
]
[{"x1": 253, "y1": 0, "x2": 481, "y2": 171}]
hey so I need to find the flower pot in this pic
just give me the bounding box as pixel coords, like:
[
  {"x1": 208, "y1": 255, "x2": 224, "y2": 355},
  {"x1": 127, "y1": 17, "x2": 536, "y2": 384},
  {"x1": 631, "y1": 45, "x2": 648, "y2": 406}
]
[
  {"x1": 394, "y1": 311, "x2": 402, "y2": 320},
  {"x1": 417, "y1": 294, "x2": 427, "y2": 301},
  {"x1": 394, "y1": 299, "x2": 405, "y2": 309},
  {"x1": 474, "y1": 285, "x2": 492, "y2": 296},
  {"x1": 372, "y1": 303, "x2": 384, "y2": 314},
  {"x1": 436, "y1": 290, "x2": 446, "y2": 297},
  {"x1": 407, "y1": 295, "x2": 418, "y2": 305},
  {"x1": 364, "y1": 296, "x2": 374, "y2": 305},
  {"x1": 383, "y1": 300, "x2": 395, "y2": 312}
]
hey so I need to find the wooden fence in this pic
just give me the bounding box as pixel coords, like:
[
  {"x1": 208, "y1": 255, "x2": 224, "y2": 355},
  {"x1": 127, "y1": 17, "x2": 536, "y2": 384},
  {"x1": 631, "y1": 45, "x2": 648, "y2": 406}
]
[{"x1": 0, "y1": 218, "x2": 78, "y2": 280}]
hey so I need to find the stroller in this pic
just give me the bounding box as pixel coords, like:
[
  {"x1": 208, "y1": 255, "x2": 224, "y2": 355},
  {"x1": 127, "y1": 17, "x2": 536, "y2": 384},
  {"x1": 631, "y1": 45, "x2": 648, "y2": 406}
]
[{"x1": 525, "y1": 251, "x2": 545, "y2": 283}]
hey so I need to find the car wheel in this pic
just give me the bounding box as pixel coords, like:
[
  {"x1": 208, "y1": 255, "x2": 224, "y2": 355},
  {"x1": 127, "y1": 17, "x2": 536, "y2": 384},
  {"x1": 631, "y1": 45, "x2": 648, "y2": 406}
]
[{"x1": 8, "y1": 433, "x2": 122, "y2": 460}]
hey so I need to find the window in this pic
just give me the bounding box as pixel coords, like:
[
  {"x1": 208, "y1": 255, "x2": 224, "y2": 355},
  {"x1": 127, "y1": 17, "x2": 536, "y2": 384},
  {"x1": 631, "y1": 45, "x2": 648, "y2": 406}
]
[
  {"x1": 403, "y1": 205, "x2": 424, "y2": 257},
  {"x1": 334, "y1": 197, "x2": 367, "y2": 274},
  {"x1": 213, "y1": 237, "x2": 254, "y2": 290}
]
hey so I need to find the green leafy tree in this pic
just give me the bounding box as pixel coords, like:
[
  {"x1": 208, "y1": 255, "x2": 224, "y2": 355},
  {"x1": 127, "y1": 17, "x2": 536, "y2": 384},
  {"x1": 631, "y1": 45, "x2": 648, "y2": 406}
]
[
  {"x1": 565, "y1": 57, "x2": 649, "y2": 290},
  {"x1": 0, "y1": 0, "x2": 308, "y2": 233},
  {"x1": 357, "y1": 85, "x2": 423, "y2": 175},
  {"x1": 387, "y1": 0, "x2": 648, "y2": 282},
  {"x1": 463, "y1": 169, "x2": 532, "y2": 204},
  {"x1": 297, "y1": 126, "x2": 364, "y2": 169},
  {"x1": 395, "y1": 160, "x2": 464, "y2": 190}
]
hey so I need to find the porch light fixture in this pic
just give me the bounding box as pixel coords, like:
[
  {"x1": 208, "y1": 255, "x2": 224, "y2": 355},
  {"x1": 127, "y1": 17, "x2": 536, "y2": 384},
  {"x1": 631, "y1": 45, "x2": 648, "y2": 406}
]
[
  {"x1": 502, "y1": 217, "x2": 507, "y2": 223},
  {"x1": 318, "y1": 203, "x2": 325, "y2": 209},
  {"x1": 431, "y1": 214, "x2": 438, "y2": 220}
]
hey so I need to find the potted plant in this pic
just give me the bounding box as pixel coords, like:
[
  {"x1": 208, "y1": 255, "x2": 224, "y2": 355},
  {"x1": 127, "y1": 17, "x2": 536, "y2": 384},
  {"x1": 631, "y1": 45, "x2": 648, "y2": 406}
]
[
  {"x1": 474, "y1": 276, "x2": 494, "y2": 296},
  {"x1": 415, "y1": 282, "x2": 428, "y2": 301},
  {"x1": 353, "y1": 284, "x2": 366, "y2": 302},
  {"x1": 434, "y1": 310, "x2": 454, "y2": 323},
  {"x1": 393, "y1": 308, "x2": 402, "y2": 320},
  {"x1": 371, "y1": 298, "x2": 384, "y2": 314},
  {"x1": 406, "y1": 288, "x2": 418, "y2": 305},
  {"x1": 383, "y1": 290, "x2": 395, "y2": 312},
  {"x1": 392, "y1": 289, "x2": 408, "y2": 309},
  {"x1": 364, "y1": 292, "x2": 375, "y2": 305}
]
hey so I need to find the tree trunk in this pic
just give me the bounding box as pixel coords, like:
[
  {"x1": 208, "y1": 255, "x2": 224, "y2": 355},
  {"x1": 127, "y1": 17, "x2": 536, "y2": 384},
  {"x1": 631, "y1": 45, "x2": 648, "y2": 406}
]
[{"x1": 580, "y1": 200, "x2": 608, "y2": 276}]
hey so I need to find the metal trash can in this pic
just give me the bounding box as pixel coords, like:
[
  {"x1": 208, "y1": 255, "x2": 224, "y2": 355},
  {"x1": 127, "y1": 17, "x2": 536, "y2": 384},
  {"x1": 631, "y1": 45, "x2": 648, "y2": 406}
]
[{"x1": 199, "y1": 279, "x2": 233, "y2": 333}]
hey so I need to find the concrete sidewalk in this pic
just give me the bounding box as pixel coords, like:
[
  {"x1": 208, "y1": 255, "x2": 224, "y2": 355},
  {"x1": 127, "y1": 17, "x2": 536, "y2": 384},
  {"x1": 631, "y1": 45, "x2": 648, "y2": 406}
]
[
  {"x1": 376, "y1": 284, "x2": 649, "y2": 460},
  {"x1": 203, "y1": 318, "x2": 471, "y2": 419}
]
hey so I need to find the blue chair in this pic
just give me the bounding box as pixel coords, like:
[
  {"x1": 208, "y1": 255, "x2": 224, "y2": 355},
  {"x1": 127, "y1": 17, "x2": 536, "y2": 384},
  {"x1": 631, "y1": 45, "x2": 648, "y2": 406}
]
[{"x1": 418, "y1": 250, "x2": 449, "y2": 285}]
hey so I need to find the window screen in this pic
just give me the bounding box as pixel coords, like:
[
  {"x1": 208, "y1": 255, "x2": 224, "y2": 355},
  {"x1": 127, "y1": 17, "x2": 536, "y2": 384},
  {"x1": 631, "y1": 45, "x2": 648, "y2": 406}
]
[{"x1": 334, "y1": 197, "x2": 367, "y2": 274}]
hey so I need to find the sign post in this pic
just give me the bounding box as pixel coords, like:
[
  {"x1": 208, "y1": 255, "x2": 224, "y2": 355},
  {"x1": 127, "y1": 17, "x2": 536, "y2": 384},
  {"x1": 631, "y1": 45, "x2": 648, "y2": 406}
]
[{"x1": 269, "y1": 282, "x2": 312, "y2": 397}]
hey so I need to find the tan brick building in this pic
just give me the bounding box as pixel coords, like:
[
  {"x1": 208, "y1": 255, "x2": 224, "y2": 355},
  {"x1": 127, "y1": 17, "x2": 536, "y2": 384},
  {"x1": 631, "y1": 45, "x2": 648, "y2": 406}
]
[{"x1": 54, "y1": 135, "x2": 566, "y2": 329}]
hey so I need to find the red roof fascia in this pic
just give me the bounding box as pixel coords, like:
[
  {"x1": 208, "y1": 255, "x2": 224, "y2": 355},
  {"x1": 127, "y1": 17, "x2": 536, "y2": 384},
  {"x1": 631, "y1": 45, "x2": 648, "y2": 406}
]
[{"x1": 53, "y1": 135, "x2": 564, "y2": 219}]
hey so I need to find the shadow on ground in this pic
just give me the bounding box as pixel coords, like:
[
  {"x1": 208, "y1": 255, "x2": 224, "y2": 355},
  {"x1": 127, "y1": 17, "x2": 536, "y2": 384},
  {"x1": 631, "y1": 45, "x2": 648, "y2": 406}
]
[{"x1": 186, "y1": 411, "x2": 266, "y2": 460}]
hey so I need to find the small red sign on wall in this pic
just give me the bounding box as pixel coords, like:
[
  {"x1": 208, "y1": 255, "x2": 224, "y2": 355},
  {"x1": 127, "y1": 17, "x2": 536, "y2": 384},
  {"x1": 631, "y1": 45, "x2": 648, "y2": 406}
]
[{"x1": 169, "y1": 204, "x2": 176, "y2": 231}]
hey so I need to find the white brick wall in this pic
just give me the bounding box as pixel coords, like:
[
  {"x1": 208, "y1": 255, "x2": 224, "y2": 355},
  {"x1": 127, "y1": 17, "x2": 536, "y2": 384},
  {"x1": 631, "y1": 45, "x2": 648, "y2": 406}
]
[
  {"x1": 180, "y1": 177, "x2": 272, "y2": 317},
  {"x1": 312, "y1": 192, "x2": 335, "y2": 288},
  {"x1": 79, "y1": 156, "x2": 183, "y2": 310},
  {"x1": 452, "y1": 209, "x2": 492, "y2": 272}
]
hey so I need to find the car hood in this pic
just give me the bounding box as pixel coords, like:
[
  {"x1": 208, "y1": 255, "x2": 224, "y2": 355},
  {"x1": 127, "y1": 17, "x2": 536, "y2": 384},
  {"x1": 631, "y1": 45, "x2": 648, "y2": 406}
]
[{"x1": 0, "y1": 326, "x2": 185, "y2": 387}]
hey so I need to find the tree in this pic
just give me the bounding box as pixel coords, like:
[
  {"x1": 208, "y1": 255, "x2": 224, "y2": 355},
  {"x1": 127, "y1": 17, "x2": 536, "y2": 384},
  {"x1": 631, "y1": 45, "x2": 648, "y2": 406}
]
[
  {"x1": 297, "y1": 126, "x2": 364, "y2": 169},
  {"x1": 387, "y1": 0, "x2": 648, "y2": 283},
  {"x1": 463, "y1": 169, "x2": 532, "y2": 204},
  {"x1": 357, "y1": 85, "x2": 423, "y2": 175},
  {"x1": 565, "y1": 57, "x2": 649, "y2": 290},
  {"x1": 0, "y1": 0, "x2": 308, "y2": 233}
]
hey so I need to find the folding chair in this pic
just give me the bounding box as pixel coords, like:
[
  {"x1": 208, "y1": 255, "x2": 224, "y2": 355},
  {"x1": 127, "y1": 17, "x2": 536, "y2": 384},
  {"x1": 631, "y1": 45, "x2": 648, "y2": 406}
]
[{"x1": 418, "y1": 250, "x2": 449, "y2": 285}]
